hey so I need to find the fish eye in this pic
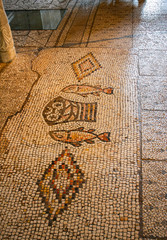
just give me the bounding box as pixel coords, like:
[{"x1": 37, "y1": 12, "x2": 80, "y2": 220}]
[
  {"x1": 68, "y1": 86, "x2": 74, "y2": 90},
  {"x1": 55, "y1": 134, "x2": 63, "y2": 138}
]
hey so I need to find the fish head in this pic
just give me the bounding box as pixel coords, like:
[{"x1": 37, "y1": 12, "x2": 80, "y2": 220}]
[
  {"x1": 49, "y1": 130, "x2": 68, "y2": 142},
  {"x1": 62, "y1": 85, "x2": 78, "y2": 93}
]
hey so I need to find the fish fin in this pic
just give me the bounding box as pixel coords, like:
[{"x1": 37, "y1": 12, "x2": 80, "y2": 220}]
[
  {"x1": 75, "y1": 93, "x2": 86, "y2": 97},
  {"x1": 92, "y1": 92, "x2": 100, "y2": 96},
  {"x1": 97, "y1": 132, "x2": 111, "y2": 142},
  {"x1": 76, "y1": 127, "x2": 84, "y2": 131},
  {"x1": 85, "y1": 139, "x2": 95, "y2": 144},
  {"x1": 70, "y1": 142, "x2": 82, "y2": 147},
  {"x1": 88, "y1": 129, "x2": 95, "y2": 133},
  {"x1": 49, "y1": 131, "x2": 55, "y2": 138},
  {"x1": 61, "y1": 88, "x2": 65, "y2": 92},
  {"x1": 80, "y1": 94, "x2": 88, "y2": 97},
  {"x1": 103, "y1": 87, "x2": 114, "y2": 95}
]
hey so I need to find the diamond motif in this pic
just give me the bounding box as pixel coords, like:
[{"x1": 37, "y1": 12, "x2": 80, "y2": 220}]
[
  {"x1": 37, "y1": 148, "x2": 85, "y2": 225},
  {"x1": 72, "y1": 52, "x2": 102, "y2": 81}
]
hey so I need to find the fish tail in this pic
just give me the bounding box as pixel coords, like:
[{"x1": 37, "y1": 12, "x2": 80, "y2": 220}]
[
  {"x1": 97, "y1": 132, "x2": 110, "y2": 142},
  {"x1": 103, "y1": 88, "x2": 113, "y2": 94}
]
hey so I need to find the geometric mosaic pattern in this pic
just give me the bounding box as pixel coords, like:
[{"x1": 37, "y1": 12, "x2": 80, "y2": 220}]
[
  {"x1": 72, "y1": 52, "x2": 102, "y2": 81},
  {"x1": 37, "y1": 148, "x2": 85, "y2": 225}
]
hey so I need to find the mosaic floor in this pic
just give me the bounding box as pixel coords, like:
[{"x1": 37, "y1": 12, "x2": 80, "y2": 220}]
[
  {"x1": 0, "y1": 0, "x2": 167, "y2": 239},
  {"x1": 0, "y1": 48, "x2": 141, "y2": 239}
]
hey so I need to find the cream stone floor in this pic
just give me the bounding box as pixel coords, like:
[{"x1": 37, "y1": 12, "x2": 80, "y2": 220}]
[{"x1": 0, "y1": 0, "x2": 167, "y2": 239}]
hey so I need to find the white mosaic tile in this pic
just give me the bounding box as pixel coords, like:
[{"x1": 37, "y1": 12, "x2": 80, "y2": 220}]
[
  {"x1": 142, "y1": 160, "x2": 167, "y2": 238},
  {"x1": 142, "y1": 111, "x2": 167, "y2": 160},
  {"x1": 0, "y1": 48, "x2": 141, "y2": 239}
]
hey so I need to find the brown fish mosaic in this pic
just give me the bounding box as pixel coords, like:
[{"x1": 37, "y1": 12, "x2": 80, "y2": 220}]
[
  {"x1": 42, "y1": 96, "x2": 97, "y2": 125},
  {"x1": 61, "y1": 84, "x2": 114, "y2": 97},
  {"x1": 49, "y1": 127, "x2": 111, "y2": 147},
  {"x1": 37, "y1": 148, "x2": 85, "y2": 226}
]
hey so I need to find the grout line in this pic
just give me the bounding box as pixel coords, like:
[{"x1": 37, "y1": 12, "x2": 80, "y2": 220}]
[
  {"x1": 62, "y1": 0, "x2": 85, "y2": 46},
  {"x1": 79, "y1": 0, "x2": 96, "y2": 47},
  {"x1": 62, "y1": 34, "x2": 133, "y2": 47},
  {"x1": 136, "y1": 47, "x2": 145, "y2": 239},
  {"x1": 142, "y1": 235, "x2": 167, "y2": 240},
  {"x1": 137, "y1": 71, "x2": 144, "y2": 238},
  {"x1": 81, "y1": 0, "x2": 99, "y2": 47},
  {"x1": 132, "y1": 0, "x2": 134, "y2": 49},
  {"x1": 24, "y1": 35, "x2": 46, "y2": 47},
  {"x1": 48, "y1": 0, "x2": 78, "y2": 47},
  {"x1": 56, "y1": 0, "x2": 81, "y2": 47},
  {"x1": 85, "y1": 0, "x2": 100, "y2": 47},
  {"x1": 142, "y1": 158, "x2": 167, "y2": 162},
  {"x1": 0, "y1": 55, "x2": 41, "y2": 137},
  {"x1": 142, "y1": 109, "x2": 167, "y2": 112},
  {"x1": 139, "y1": 74, "x2": 167, "y2": 77},
  {"x1": 44, "y1": 30, "x2": 54, "y2": 47}
]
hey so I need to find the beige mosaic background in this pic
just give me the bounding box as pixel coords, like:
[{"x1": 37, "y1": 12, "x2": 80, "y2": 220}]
[
  {"x1": 0, "y1": 0, "x2": 167, "y2": 239},
  {"x1": 0, "y1": 48, "x2": 140, "y2": 239}
]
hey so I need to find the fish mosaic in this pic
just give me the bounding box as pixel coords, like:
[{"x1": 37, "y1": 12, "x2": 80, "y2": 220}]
[
  {"x1": 42, "y1": 96, "x2": 97, "y2": 125},
  {"x1": 49, "y1": 127, "x2": 111, "y2": 147},
  {"x1": 61, "y1": 84, "x2": 114, "y2": 97},
  {"x1": 37, "y1": 148, "x2": 85, "y2": 225}
]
